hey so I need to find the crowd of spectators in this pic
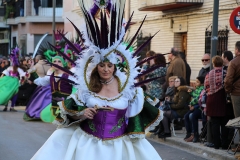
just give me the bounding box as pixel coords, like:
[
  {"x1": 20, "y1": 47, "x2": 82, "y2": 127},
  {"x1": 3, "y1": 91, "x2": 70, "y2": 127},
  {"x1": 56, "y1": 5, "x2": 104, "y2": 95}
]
[{"x1": 142, "y1": 44, "x2": 240, "y2": 151}]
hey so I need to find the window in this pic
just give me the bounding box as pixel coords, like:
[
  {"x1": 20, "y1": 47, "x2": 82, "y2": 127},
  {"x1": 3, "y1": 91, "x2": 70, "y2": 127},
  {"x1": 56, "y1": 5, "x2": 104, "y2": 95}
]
[
  {"x1": 205, "y1": 28, "x2": 229, "y2": 56},
  {"x1": 41, "y1": 0, "x2": 63, "y2": 8}
]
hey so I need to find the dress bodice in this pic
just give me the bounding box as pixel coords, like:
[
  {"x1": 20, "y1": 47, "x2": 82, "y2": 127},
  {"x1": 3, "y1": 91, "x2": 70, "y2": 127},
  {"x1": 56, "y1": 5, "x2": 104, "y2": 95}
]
[
  {"x1": 50, "y1": 73, "x2": 72, "y2": 94},
  {"x1": 9, "y1": 71, "x2": 19, "y2": 78},
  {"x1": 81, "y1": 108, "x2": 127, "y2": 140}
]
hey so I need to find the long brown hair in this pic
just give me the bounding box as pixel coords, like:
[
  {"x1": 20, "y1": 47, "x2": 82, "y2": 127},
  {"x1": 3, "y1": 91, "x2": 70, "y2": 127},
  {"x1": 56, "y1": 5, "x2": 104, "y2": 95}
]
[{"x1": 89, "y1": 64, "x2": 117, "y2": 93}]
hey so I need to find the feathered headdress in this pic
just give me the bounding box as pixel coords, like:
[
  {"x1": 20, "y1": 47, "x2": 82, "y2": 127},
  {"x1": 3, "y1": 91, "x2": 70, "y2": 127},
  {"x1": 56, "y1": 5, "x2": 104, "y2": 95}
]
[
  {"x1": 53, "y1": 0, "x2": 165, "y2": 94},
  {"x1": 10, "y1": 47, "x2": 20, "y2": 66}
]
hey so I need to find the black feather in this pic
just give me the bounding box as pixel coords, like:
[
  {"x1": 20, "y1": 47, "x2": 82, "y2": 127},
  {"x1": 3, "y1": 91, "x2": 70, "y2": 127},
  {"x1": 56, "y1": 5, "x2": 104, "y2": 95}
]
[
  {"x1": 135, "y1": 64, "x2": 165, "y2": 79},
  {"x1": 134, "y1": 76, "x2": 164, "y2": 87},
  {"x1": 57, "y1": 31, "x2": 81, "y2": 54},
  {"x1": 126, "y1": 15, "x2": 147, "y2": 50},
  {"x1": 132, "y1": 30, "x2": 160, "y2": 58},
  {"x1": 45, "y1": 60, "x2": 74, "y2": 76},
  {"x1": 48, "y1": 42, "x2": 76, "y2": 65}
]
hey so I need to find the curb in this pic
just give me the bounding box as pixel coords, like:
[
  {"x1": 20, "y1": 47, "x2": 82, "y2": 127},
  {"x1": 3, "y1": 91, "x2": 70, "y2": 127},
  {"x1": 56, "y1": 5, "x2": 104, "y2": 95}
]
[{"x1": 146, "y1": 133, "x2": 236, "y2": 160}]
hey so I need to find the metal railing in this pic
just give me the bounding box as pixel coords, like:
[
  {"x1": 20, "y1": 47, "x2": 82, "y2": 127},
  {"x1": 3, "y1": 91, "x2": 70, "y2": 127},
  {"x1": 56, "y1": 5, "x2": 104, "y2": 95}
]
[{"x1": 205, "y1": 29, "x2": 229, "y2": 56}]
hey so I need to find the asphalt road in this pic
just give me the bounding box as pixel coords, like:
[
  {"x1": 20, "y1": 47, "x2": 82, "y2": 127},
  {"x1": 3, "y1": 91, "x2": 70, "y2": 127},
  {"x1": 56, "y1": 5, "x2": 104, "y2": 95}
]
[{"x1": 0, "y1": 106, "x2": 207, "y2": 160}]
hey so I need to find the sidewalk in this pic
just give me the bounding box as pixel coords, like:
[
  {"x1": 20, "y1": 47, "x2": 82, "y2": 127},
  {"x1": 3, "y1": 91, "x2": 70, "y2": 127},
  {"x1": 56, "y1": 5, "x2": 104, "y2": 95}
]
[{"x1": 146, "y1": 129, "x2": 237, "y2": 160}]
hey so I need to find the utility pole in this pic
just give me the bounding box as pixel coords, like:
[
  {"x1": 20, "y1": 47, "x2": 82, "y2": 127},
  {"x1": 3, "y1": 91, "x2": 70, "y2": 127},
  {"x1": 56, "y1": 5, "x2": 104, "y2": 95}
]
[
  {"x1": 52, "y1": 0, "x2": 56, "y2": 45},
  {"x1": 210, "y1": 0, "x2": 219, "y2": 69}
]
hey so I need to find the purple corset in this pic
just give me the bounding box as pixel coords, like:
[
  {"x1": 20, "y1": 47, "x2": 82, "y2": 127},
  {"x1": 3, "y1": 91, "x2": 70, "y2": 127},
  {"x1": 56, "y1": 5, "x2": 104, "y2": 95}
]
[
  {"x1": 81, "y1": 108, "x2": 127, "y2": 140},
  {"x1": 9, "y1": 71, "x2": 19, "y2": 78}
]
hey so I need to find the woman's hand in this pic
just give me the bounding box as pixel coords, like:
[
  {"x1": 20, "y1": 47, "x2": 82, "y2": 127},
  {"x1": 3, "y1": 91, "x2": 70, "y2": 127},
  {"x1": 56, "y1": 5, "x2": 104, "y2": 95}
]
[{"x1": 83, "y1": 108, "x2": 97, "y2": 119}]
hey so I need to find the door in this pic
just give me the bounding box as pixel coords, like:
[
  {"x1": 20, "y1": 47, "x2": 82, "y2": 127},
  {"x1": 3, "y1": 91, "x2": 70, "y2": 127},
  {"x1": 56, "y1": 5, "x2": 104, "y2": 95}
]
[{"x1": 182, "y1": 33, "x2": 187, "y2": 55}]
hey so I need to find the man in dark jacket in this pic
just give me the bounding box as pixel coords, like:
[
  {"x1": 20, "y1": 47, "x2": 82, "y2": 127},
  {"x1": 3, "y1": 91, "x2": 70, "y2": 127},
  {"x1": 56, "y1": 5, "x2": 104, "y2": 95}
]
[
  {"x1": 198, "y1": 54, "x2": 210, "y2": 78},
  {"x1": 225, "y1": 42, "x2": 240, "y2": 152},
  {"x1": 179, "y1": 52, "x2": 191, "y2": 85},
  {"x1": 33, "y1": 0, "x2": 41, "y2": 16}
]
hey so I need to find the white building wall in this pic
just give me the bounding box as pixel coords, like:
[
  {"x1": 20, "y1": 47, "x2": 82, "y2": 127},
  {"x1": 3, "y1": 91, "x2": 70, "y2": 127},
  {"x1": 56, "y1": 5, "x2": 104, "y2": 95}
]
[{"x1": 129, "y1": 0, "x2": 239, "y2": 81}]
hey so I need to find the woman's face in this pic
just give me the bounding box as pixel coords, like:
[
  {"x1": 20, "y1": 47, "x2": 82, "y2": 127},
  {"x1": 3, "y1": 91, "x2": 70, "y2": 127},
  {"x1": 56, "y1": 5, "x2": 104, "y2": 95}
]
[
  {"x1": 97, "y1": 62, "x2": 114, "y2": 81},
  {"x1": 23, "y1": 60, "x2": 27, "y2": 65},
  {"x1": 27, "y1": 59, "x2": 32, "y2": 65},
  {"x1": 168, "y1": 79, "x2": 175, "y2": 87},
  {"x1": 53, "y1": 59, "x2": 63, "y2": 70},
  {"x1": 174, "y1": 78, "x2": 181, "y2": 87}
]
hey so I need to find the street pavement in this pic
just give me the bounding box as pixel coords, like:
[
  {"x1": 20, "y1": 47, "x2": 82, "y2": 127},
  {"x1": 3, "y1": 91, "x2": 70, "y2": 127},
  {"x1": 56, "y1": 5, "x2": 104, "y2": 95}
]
[{"x1": 0, "y1": 106, "x2": 207, "y2": 160}]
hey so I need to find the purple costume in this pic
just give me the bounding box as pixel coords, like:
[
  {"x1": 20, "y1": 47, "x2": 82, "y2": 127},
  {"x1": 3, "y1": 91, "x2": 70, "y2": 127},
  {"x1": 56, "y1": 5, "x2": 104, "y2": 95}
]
[{"x1": 81, "y1": 108, "x2": 127, "y2": 140}]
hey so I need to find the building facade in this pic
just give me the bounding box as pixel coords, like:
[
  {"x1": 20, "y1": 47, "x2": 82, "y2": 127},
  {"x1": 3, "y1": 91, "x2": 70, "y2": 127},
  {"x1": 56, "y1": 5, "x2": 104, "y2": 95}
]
[
  {"x1": 129, "y1": 0, "x2": 239, "y2": 80},
  {"x1": 0, "y1": 0, "x2": 10, "y2": 57},
  {"x1": 5, "y1": 0, "x2": 64, "y2": 56},
  {"x1": 64, "y1": 0, "x2": 239, "y2": 81}
]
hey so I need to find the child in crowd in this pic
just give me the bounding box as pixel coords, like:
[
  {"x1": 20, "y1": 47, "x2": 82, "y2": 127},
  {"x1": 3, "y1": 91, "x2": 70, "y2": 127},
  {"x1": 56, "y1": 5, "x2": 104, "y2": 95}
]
[{"x1": 184, "y1": 76, "x2": 205, "y2": 142}]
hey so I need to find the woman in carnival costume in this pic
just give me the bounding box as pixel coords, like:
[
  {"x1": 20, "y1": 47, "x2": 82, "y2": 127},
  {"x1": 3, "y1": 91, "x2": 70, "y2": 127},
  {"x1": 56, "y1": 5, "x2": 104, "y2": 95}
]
[
  {"x1": 23, "y1": 51, "x2": 55, "y2": 121},
  {"x1": 23, "y1": 31, "x2": 78, "y2": 121},
  {"x1": 32, "y1": 55, "x2": 76, "y2": 123},
  {"x1": 31, "y1": 0, "x2": 163, "y2": 160},
  {"x1": 0, "y1": 47, "x2": 25, "y2": 112}
]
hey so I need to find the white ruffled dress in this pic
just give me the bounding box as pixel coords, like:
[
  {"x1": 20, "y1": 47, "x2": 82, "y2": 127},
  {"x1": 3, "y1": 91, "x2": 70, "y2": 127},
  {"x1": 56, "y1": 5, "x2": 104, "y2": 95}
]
[{"x1": 31, "y1": 87, "x2": 163, "y2": 160}]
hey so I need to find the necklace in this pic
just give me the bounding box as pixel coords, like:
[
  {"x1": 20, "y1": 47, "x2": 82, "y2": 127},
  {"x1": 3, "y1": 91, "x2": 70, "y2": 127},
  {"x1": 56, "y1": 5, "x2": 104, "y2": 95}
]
[{"x1": 100, "y1": 76, "x2": 114, "y2": 85}]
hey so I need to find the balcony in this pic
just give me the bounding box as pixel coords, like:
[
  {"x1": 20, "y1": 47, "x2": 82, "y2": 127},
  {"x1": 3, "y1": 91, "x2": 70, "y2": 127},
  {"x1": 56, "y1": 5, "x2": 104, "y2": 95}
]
[
  {"x1": 138, "y1": 0, "x2": 204, "y2": 11},
  {"x1": 6, "y1": 7, "x2": 63, "y2": 25}
]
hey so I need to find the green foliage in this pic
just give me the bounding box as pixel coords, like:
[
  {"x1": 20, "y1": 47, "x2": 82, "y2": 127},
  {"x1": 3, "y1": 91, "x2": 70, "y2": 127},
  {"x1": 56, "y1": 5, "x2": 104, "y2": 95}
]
[{"x1": 4, "y1": 4, "x2": 15, "y2": 20}]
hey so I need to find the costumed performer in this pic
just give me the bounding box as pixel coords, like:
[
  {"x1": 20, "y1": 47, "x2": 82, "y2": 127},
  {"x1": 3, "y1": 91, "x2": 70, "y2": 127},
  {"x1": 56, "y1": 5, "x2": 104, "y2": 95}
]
[
  {"x1": 33, "y1": 55, "x2": 75, "y2": 123},
  {"x1": 23, "y1": 51, "x2": 54, "y2": 121},
  {"x1": 0, "y1": 47, "x2": 25, "y2": 112},
  {"x1": 31, "y1": 0, "x2": 163, "y2": 159}
]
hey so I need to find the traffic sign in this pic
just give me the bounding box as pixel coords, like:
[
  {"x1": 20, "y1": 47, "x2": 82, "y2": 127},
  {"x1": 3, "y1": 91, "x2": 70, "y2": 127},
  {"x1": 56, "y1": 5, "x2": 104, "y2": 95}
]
[{"x1": 230, "y1": 7, "x2": 240, "y2": 34}]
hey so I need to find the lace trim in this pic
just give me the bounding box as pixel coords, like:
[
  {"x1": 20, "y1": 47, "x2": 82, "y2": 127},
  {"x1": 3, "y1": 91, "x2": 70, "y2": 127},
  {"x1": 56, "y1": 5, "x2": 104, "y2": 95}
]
[
  {"x1": 147, "y1": 109, "x2": 163, "y2": 131},
  {"x1": 53, "y1": 101, "x2": 86, "y2": 128},
  {"x1": 90, "y1": 92, "x2": 123, "y2": 102}
]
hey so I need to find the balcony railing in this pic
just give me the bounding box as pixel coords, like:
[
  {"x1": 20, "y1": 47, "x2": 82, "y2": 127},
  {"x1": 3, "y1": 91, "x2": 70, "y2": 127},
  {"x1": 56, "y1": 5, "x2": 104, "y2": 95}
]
[
  {"x1": 0, "y1": 6, "x2": 4, "y2": 17},
  {"x1": 5, "y1": 0, "x2": 63, "y2": 25},
  {"x1": 138, "y1": 0, "x2": 204, "y2": 11}
]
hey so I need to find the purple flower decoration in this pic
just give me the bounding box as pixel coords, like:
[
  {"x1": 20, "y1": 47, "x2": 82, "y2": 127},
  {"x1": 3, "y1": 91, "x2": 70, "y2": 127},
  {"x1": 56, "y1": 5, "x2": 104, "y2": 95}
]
[{"x1": 10, "y1": 47, "x2": 20, "y2": 66}]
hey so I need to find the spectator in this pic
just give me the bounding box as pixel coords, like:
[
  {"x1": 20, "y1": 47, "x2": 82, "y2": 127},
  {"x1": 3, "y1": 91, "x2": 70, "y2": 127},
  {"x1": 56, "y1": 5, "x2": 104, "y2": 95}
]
[
  {"x1": 19, "y1": 58, "x2": 29, "y2": 72},
  {"x1": 158, "y1": 77, "x2": 191, "y2": 138},
  {"x1": 142, "y1": 53, "x2": 167, "y2": 101},
  {"x1": 27, "y1": 55, "x2": 51, "y2": 77},
  {"x1": 165, "y1": 47, "x2": 186, "y2": 83},
  {"x1": 179, "y1": 52, "x2": 191, "y2": 86},
  {"x1": 33, "y1": 0, "x2": 41, "y2": 16},
  {"x1": 0, "y1": 57, "x2": 9, "y2": 74},
  {"x1": 19, "y1": 0, "x2": 24, "y2": 17},
  {"x1": 205, "y1": 56, "x2": 228, "y2": 149},
  {"x1": 151, "y1": 76, "x2": 177, "y2": 134},
  {"x1": 225, "y1": 42, "x2": 240, "y2": 152},
  {"x1": 198, "y1": 54, "x2": 210, "y2": 77},
  {"x1": 184, "y1": 76, "x2": 204, "y2": 143},
  {"x1": 34, "y1": 55, "x2": 41, "y2": 64},
  {"x1": 222, "y1": 50, "x2": 234, "y2": 148}
]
